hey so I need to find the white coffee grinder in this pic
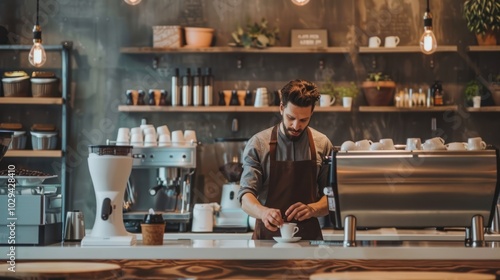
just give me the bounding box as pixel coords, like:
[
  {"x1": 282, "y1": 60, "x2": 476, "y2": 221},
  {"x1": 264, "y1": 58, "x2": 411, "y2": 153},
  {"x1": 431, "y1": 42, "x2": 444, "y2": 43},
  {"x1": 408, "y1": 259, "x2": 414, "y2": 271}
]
[{"x1": 81, "y1": 145, "x2": 136, "y2": 246}]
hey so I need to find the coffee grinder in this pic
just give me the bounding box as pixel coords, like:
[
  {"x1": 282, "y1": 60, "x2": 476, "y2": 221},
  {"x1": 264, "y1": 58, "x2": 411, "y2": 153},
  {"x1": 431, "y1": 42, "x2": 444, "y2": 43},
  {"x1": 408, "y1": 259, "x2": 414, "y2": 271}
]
[
  {"x1": 81, "y1": 145, "x2": 136, "y2": 246},
  {"x1": 213, "y1": 138, "x2": 249, "y2": 232}
]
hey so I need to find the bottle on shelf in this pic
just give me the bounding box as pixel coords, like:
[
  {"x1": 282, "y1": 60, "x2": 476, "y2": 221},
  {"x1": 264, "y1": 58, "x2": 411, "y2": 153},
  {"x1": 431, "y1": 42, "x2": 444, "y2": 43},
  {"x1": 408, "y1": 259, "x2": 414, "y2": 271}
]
[
  {"x1": 426, "y1": 88, "x2": 434, "y2": 107},
  {"x1": 182, "y1": 68, "x2": 192, "y2": 106},
  {"x1": 193, "y1": 67, "x2": 203, "y2": 106},
  {"x1": 431, "y1": 81, "x2": 443, "y2": 106},
  {"x1": 203, "y1": 67, "x2": 213, "y2": 106},
  {"x1": 171, "y1": 68, "x2": 181, "y2": 107}
]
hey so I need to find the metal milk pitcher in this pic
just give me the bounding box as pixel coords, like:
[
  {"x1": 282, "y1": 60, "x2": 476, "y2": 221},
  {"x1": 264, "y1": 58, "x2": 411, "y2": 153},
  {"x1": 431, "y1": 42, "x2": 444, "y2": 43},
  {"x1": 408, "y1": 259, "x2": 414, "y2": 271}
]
[{"x1": 64, "y1": 210, "x2": 86, "y2": 241}]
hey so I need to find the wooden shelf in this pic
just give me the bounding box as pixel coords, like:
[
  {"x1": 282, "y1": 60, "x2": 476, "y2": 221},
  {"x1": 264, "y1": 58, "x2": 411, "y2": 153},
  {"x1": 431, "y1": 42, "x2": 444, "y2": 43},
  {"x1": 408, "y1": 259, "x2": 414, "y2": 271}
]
[
  {"x1": 118, "y1": 105, "x2": 351, "y2": 113},
  {"x1": 120, "y1": 46, "x2": 351, "y2": 54},
  {"x1": 359, "y1": 105, "x2": 458, "y2": 112},
  {"x1": 466, "y1": 46, "x2": 500, "y2": 52},
  {"x1": 359, "y1": 45, "x2": 458, "y2": 54},
  {"x1": 0, "y1": 97, "x2": 63, "y2": 105},
  {"x1": 4, "y1": 150, "x2": 62, "y2": 158},
  {"x1": 466, "y1": 106, "x2": 500, "y2": 112}
]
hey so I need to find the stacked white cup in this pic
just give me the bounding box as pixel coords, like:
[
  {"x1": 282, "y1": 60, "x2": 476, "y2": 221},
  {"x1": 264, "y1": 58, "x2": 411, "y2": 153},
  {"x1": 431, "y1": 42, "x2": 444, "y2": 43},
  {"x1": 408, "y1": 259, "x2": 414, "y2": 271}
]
[
  {"x1": 130, "y1": 127, "x2": 144, "y2": 147},
  {"x1": 157, "y1": 125, "x2": 171, "y2": 147},
  {"x1": 116, "y1": 127, "x2": 130, "y2": 146}
]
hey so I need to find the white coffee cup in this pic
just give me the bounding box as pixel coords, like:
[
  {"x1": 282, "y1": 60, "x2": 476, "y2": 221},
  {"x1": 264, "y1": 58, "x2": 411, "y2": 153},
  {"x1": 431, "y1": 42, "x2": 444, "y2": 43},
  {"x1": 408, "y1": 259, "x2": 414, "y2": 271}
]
[
  {"x1": 473, "y1": 96, "x2": 481, "y2": 108},
  {"x1": 467, "y1": 137, "x2": 486, "y2": 150},
  {"x1": 379, "y1": 138, "x2": 395, "y2": 150},
  {"x1": 130, "y1": 133, "x2": 144, "y2": 147},
  {"x1": 368, "y1": 36, "x2": 381, "y2": 48},
  {"x1": 117, "y1": 127, "x2": 130, "y2": 137},
  {"x1": 355, "y1": 139, "x2": 373, "y2": 150},
  {"x1": 158, "y1": 134, "x2": 171, "y2": 147},
  {"x1": 280, "y1": 222, "x2": 299, "y2": 239},
  {"x1": 385, "y1": 36, "x2": 400, "y2": 47},
  {"x1": 144, "y1": 133, "x2": 157, "y2": 147},
  {"x1": 171, "y1": 130, "x2": 185, "y2": 146},
  {"x1": 156, "y1": 125, "x2": 170, "y2": 136},
  {"x1": 184, "y1": 130, "x2": 197, "y2": 144},
  {"x1": 320, "y1": 94, "x2": 335, "y2": 107},
  {"x1": 369, "y1": 142, "x2": 385, "y2": 151},
  {"x1": 130, "y1": 127, "x2": 142, "y2": 135},
  {"x1": 422, "y1": 137, "x2": 446, "y2": 150},
  {"x1": 446, "y1": 142, "x2": 468, "y2": 151},
  {"x1": 406, "y1": 138, "x2": 422, "y2": 150},
  {"x1": 340, "y1": 140, "x2": 357, "y2": 151}
]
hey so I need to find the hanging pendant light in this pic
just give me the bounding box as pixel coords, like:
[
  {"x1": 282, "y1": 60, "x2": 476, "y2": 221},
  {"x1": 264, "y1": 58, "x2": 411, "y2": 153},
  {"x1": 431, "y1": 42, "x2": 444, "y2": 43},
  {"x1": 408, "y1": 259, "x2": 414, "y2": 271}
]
[
  {"x1": 419, "y1": 0, "x2": 437, "y2": 55},
  {"x1": 291, "y1": 0, "x2": 310, "y2": 6},
  {"x1": 124, "y1": 0, "x2": 142, "y2": 5},
  {"x1": 29, "y1": 0, "x2": 46, "y2": 67}
]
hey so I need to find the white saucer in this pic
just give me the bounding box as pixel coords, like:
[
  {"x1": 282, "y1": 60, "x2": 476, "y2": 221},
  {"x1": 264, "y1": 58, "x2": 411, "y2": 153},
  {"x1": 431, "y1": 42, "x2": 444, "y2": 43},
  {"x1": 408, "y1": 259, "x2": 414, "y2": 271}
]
[{"x1": 273, "y1": 236, "x2": 301, "y2": 243}]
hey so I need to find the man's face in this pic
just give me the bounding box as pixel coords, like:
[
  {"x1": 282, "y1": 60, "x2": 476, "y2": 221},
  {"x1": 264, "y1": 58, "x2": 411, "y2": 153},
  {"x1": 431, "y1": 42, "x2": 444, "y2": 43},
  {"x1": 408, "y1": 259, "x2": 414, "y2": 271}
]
[{"x1": 280, "y1": 102, "x2": 313, "y2": 141}]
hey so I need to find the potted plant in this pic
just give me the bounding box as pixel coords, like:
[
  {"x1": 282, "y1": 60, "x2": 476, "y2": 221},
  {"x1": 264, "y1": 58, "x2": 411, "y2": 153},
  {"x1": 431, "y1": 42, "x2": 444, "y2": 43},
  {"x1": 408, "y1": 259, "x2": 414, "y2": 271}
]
[
  {"x1": 229, "y1": 18, "x2": 279, "y2": 49},
  {"x1": 319, "y1": 79, "x2": 336, "y2": 106},
  {"x1": 335, "y1": 82, "x2": 359, "y2": 108},
  {"x1": 361, "y1": 72, "x2": 396, "y2": 106},
  {"x1": 463, "y1": 0, "x2": 500, "y2": 45},
  {"x1": 464, "y1": 79, "x2": 482, "y2": 106}
]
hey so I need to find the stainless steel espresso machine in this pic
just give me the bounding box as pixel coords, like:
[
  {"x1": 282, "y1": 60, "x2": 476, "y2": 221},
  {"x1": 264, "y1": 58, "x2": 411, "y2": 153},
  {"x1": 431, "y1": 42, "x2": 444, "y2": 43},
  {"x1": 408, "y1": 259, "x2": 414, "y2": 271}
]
[
  {"x1": 325, "y1": 148, "x2": 500, "y2": 247},
  {"x1": 123, "y1": 145, "x2": 196, "y2": 233}
]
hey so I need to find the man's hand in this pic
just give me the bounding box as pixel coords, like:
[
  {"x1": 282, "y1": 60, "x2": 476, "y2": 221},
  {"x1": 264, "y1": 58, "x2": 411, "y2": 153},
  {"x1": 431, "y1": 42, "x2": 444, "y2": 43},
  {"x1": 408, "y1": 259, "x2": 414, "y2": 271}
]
[
  {"x1": 285, "y1": 202, "x2": 316, "y2": 222},
  {"x1": 260, "y1": 208, "x2": 284, "y2": 231}
]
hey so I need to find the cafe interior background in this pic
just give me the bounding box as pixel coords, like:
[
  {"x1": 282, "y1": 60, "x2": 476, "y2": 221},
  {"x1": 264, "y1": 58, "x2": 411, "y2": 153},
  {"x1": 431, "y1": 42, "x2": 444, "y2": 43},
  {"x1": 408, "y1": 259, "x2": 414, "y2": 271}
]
[{"x1": 0, "y1": 0, "x2": 499, "y2": 228}]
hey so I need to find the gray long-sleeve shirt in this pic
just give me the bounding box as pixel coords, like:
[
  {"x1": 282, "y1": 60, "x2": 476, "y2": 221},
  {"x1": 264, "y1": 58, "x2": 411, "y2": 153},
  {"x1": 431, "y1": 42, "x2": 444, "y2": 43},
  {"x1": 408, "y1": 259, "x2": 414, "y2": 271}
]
[{"x1": 237, "y1": 125, "x2": 334, "y2": 205}]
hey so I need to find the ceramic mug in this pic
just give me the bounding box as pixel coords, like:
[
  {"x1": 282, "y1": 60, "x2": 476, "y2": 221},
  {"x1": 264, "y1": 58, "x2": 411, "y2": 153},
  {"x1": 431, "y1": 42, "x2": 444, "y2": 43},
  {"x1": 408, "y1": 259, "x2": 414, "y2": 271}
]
[
  {"x1": 355, "y1": 139, "x2": 373, "y2": 150},
  {"x1": 467, "y1": 137, "x2": 486, "y2": 150},
  {"x1": 280, "y1": 222, "x2": 299, "y2": 239},
  {"x1": 369, "y1": 142, "x2": 385, "y2": 151},
  {"x1": 406, "y1": 138, "x2": 422, "y2": 150},
  {"x1": 379, "y1": 138, "x2": 395, "y2": 150},
  {"x1": 422, "y1": 137, "x2": 446, "y2": 150},
  {"x1": 340, "y1": 140, "x2": 357, "y2": 151},
  {"x1": 368, "y1": 36, "x2": 381, "y2": 48},
  {"x1": 473, "y1": 96, "x2": 481, "y2": 108},
  {"x1": 446, "y1": 142, "x2": 468, "y2": 151},
  {"x1": 320, "y1": 94, "x2": 335, "y2": 107},
  {"x1": 385, "y1": 36, "x2": 400, "y2": 47}
]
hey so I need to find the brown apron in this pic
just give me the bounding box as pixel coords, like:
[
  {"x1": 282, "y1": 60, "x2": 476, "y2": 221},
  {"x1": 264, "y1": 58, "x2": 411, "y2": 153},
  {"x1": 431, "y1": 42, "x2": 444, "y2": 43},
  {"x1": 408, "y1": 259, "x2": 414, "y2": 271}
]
[{"x1": 253, "y1": 125, "x2": 323, "y2": 240}]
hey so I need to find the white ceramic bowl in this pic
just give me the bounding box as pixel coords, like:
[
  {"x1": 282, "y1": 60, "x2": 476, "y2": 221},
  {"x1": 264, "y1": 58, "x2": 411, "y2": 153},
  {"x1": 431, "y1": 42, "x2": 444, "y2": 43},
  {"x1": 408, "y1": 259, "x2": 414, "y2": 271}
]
[{"x1": 184, "y1": 27, "x2": 214, "y2": 48}]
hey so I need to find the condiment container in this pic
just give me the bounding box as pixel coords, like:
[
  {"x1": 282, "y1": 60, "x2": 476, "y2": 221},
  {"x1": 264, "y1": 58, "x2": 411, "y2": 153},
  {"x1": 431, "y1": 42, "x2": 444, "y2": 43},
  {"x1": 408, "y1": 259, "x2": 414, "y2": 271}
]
[{"x1": 141, "y1": 209, "x2": 165, "y2": 245}]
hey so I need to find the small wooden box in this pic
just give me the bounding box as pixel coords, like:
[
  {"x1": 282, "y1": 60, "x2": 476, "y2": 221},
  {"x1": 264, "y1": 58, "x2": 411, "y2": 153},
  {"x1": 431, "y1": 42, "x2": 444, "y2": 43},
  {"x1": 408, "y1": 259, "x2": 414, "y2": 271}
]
[{"x1": 153, "y1": 26, "x2": 183, "y2": 48}]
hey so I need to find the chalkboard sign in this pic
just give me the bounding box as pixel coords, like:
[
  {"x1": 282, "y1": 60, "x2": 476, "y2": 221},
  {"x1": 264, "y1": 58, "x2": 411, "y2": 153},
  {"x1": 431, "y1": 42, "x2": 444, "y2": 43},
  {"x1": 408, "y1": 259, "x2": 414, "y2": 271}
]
[{"x1": 291, "y1": 29, "x2": 328, "y2": 48}]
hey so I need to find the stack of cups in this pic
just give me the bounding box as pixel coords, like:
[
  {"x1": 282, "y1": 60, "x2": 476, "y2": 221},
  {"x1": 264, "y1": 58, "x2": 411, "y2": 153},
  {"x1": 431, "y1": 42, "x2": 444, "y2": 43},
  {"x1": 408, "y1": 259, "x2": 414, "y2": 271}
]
[
  {"x1": 157, "y1": 125, "x2": 171, "y2": 147},
  {"x1": 144, "y1": 127, "x2": 157, "y2": 147},
  {"x1": 130, "y1": 127, "x2": 143, "y2": 147},
  {"x1": 116, "y1": 128, "x2": 130, "y2": 145}
]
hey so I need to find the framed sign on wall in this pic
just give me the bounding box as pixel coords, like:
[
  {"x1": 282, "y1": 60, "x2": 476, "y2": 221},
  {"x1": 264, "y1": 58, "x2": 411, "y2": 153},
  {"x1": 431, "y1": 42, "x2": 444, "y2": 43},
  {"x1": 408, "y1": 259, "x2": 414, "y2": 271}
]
[{"x1": 291, "y1": 29, "x2": 328, "y2": 48}]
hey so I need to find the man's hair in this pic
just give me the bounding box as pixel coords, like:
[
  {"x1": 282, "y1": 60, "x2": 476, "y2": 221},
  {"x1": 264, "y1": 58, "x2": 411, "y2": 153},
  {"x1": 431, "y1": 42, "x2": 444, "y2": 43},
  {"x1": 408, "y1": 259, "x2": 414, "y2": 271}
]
[{"x1": 280, "y1": 79, "x2": 320, "y2": 111}]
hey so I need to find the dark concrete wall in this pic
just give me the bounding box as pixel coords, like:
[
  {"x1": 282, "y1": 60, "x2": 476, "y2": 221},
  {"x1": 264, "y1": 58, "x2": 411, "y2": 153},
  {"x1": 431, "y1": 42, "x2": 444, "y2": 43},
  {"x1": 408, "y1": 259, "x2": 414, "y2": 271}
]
[{"x1": 0, "y1": 0, "x2": 499, "y2": 226}]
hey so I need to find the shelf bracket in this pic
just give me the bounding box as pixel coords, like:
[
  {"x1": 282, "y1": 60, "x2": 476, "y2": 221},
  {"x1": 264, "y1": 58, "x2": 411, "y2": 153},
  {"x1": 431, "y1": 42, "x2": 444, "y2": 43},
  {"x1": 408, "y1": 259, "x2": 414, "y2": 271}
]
[
  {"x1": 236, "y1": 58, "x2": 243, "y2": 69},
  {"x1": 319, "y1": 59, "x2": 324, "y2": 70},
  {"x1": 429, "y1": 55, "x2": 435, "y2": 69}
]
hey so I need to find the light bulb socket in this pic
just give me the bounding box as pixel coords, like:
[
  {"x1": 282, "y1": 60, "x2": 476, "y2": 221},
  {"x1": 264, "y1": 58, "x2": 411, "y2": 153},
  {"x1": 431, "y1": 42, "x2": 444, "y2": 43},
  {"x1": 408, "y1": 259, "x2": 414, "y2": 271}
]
[
  {"x1": 424, "y1": 18, "x2": 433, "y2": 28},
  {"x1": 32, "y1": 24, "x2": 42, "y2": 41}
]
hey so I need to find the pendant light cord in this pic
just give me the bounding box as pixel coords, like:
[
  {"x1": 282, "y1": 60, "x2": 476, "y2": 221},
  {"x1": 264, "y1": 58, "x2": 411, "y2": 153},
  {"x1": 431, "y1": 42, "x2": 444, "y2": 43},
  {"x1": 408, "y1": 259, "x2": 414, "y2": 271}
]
[
  {"x1": 426, "y1": 0, "x2": 430, "y2": 13},
  {"x1": 36, "y1": 0, "x2": 39, "y2": 25}
]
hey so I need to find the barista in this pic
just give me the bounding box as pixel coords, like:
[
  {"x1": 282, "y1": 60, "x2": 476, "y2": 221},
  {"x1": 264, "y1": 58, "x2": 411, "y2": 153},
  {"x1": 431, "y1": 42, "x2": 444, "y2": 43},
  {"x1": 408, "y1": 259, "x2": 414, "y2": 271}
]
[{"x1": 238, "y1": 79, "x2": 333, "y2": 240}]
